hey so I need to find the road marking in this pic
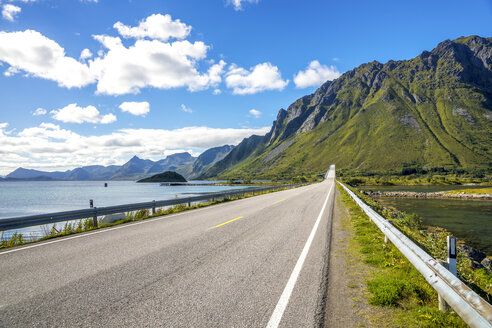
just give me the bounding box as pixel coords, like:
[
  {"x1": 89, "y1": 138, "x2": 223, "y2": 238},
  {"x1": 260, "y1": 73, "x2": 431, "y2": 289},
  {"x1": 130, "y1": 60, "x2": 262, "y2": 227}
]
[
  {"x1": 215, "y1": 216, "x2": 244, "y2": 228},
  {"x1": 0, "y1": 197, "x2": 253, "y2": 256},
  {"x1": 266, "y1": 181, "x2": 334, "y2": 328},
  {"x1": 295, "y1": 193, "x2": 300, "y2": 195},
  {"x1": 0, "y1": 181, "x2": 322, "y2": 256},
  {"x1": 273, "y1": 199, "x2": 286, "y2": 204}
]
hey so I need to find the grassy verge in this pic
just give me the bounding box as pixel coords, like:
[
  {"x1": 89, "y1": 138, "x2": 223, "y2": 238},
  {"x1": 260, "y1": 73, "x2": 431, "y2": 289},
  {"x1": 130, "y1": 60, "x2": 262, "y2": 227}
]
[
  {"x1": 344, "y1": 183, "x2": 492, "y2": 302},
  {"x1": 337, "y1": 183, "x2": 467, "y2": 327},
  {"x1": 445, "y1": 187, "x2": 492, "y2": 195},
  {"x1": 0, "y1": 185, "x2": 302, "y2": 249},
  {"x1": 342, "y1": 175, "x2": 491, "y2": 186}
]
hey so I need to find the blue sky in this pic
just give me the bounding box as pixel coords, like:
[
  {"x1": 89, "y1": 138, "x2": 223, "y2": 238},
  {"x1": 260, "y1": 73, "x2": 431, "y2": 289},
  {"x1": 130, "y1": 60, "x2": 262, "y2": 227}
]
[{"x1": 0, "y1": 0, "x2": 491, "y2": 174}]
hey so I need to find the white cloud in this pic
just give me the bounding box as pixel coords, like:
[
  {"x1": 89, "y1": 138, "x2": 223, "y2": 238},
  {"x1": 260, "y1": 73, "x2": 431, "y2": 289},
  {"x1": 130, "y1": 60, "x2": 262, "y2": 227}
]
[
  {"x1": 0, "y1": 30, "x2": 95, "y2": 88},
  {"x1": 225, "y1": 62, "x2": 288, "y2": 95},
  {"x1": 213, "y1": 89, "x2": 222, "y2": 95},
  {"x1": 294, "y1": 60, "x2": 341, "y2": 88},
  {"x1": 0, "y1": 15, "x2": 295, "y2": 97},
  {"x1": 19, "y1": 122, "x2": 77, "y2": 140},
  {"x1": 2, "y1": 4, "x2": 21, "y2": 21},
  {"x1": 79, "y1": 48, "x2": 92, "y2": 60},
  {"x1": 33, "y1": 108, "x2": 47, "y2": 116},
  {"x1": 227, "y1": 0, "x2": 258, "y2": 11},
  {"x1": 90, "y1": 34, "x2": 226, "y2": 95},
  {"x1": 0, "y1": 123, "x2": 270, "y2": 175},
  {"x1": 50, "y1": 103, "x2": 117, "y2": 124},
  {"x1": 249, "y1": 109, "x2": 261, "y2": 118},
  {"x1": 114, "y1": 14, "x2": 191, "y2": 42},
  {"x1": 180, "y1": 104, "x2": 193, "y2": 113},
  {"x1": 119, "y1": 101, "x2": 150, "y2": 116},
  {"x1": 0, "y1": 25, "x2": 224, "y2": 94}
]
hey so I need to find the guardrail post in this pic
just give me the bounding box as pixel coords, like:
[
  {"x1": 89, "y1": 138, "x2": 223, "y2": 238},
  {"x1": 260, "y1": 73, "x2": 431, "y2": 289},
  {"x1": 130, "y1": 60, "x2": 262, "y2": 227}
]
[
  {"x1": 447, "y1": 236, "x2": 457, "y2": 276},
  {"x1": 435, "y1": 237, "x2": 456, "y2": 313},
  {"x1": 437, "y1": 259, "x2": 451, "y2": 312},
  {"x1": 92, "y1": 210, "x2": 98, "y2": 227},
  {"x1": 89, "y1": 200, "x2": 98, "y2": 227},
  {"x1": 152, "y1": 200, "x2": 156, "y2": 215},
  {"x1": 384, "y1": 220, "x2": 392, "y2": 244}
]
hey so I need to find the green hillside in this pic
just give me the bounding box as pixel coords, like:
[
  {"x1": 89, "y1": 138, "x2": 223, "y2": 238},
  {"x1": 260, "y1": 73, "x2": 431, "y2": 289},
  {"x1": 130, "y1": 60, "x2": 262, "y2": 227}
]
[
  {"x1": 137, "y1": 171, "x2": 187, "y2": 183},
  {"x1": 202, "y1": 36, "x2": 492, "y2": 179}
]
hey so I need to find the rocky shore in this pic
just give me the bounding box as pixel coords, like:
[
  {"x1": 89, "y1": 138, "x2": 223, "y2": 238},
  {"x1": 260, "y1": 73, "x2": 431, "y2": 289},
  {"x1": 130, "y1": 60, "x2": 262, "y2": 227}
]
[{"x1": 362, "y1": 190, "x2": 492, "y2": 200}]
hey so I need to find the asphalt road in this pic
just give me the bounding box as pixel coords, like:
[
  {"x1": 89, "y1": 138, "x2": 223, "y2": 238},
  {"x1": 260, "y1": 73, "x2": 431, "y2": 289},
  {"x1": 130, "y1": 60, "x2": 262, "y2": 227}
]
[{"x1": 0, "y1": 170, "x2": 335, "y2": 327}]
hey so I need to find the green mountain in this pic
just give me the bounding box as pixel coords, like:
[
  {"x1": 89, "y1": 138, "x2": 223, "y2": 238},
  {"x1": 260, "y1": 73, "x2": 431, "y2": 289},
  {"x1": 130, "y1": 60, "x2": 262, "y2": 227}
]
[
  {"x1": 201, "y1": 36, "x2": 492, "y2": 179},
  {"x1": 137, "y1": 171, "x2": 187, "y2": 183}
]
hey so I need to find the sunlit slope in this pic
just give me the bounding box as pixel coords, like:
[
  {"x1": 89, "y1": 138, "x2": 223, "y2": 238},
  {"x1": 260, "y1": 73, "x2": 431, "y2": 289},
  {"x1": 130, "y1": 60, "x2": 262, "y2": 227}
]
[{"x1": 202, "y1": 36, "x2": 492, "y2": 179}]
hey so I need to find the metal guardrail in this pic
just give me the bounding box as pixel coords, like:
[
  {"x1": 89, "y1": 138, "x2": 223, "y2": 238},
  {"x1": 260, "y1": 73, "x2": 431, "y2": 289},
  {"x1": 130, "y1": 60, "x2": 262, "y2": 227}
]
[
  {"x1": 338, "y1": 181, "x2": 492, "y2": 328},
  {"x1": 0, "y1": 183, "x2": 305, "y2": 232}
]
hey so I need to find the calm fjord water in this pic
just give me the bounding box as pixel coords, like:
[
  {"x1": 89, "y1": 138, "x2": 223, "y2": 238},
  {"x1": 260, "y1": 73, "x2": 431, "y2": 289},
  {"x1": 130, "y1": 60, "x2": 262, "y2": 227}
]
[
  {"x1": 358, "y1": 185, "x2": 492, "y2": 254},
  {"x1": 0, "y1": 180, "x2": 244, "y2": 219}
]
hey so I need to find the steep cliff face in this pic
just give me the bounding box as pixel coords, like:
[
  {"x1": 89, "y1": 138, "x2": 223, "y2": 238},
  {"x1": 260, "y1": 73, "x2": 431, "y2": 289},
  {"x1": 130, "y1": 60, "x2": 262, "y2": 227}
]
[
  {"x1": 203, "y1": 36, "x2": 492, "y2": 179},
  {"x1": 188, "y1": 145, "x2": 234, "y2": 179}
]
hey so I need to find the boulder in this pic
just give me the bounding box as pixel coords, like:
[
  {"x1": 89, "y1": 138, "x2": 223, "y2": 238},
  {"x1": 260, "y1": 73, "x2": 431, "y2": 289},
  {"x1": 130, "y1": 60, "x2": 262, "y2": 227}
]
[
  {"x1": 459, "y1": 245, "x2": 486, "y2": 263},
  {"x1": 481, "y1": 258, "x2": 492, "y2": 271},
  {"x1": 101, "y1": 213, "x2": 126, "y2": 225}
]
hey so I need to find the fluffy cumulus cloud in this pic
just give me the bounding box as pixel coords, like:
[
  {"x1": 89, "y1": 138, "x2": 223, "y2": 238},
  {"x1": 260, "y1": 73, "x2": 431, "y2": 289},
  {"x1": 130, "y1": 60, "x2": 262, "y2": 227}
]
[
  {"x1": 227, "y1": 0, "x2": 259, "y2": 11},
  {"x1": 249, "y1": 109, "x2": 261, "y2": 118},
  {"x1": 118, "y1": 101, "x2": 150, "y2": 116},
  {"x1": 0, "y1": 30, "x2": 95, "y2": 88},
  {"x1": 294, "y1": 60, "x2": 341, "y2": 88},
  {"x1": 114, "y1": 14, "x2": 191, "y2": 42},
  {"x1": 79, "y1": 48, "x2": 92, "y2": 60},
  {"x1": 0, "y1": 13, "x2": 289, "y2": 96},
  {"x1": 225, "y1": 63, "x2": 288, "y2": 95},
  {"x1": 2, "y1": 4, "x2": 21, "y2": 21},
  {"x1": 50, "y1": 103, "x2": 117, "y2": 124},
  {"x1": 90, "y1": 35, "x2": 226, "y2": 95},
  {"x1": 0, "y1": 122, "x2": 270, "y2": 174}
]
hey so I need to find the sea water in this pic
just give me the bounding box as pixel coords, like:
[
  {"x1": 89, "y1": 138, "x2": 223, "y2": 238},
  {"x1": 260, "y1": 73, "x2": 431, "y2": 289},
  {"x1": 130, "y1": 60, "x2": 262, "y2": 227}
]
[
  {"x1": 358, "y1": 185, "x2": 492, "y2": 254},
  {"x1": 0, "y1": 180, "x2": 246, "y2": 239}
]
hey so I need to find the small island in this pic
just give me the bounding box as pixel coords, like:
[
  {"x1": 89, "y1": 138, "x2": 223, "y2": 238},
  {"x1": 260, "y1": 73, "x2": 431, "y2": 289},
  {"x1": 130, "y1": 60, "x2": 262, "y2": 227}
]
[{"x1": 137, "y1": 171, "x2": 187, "y2": 183}]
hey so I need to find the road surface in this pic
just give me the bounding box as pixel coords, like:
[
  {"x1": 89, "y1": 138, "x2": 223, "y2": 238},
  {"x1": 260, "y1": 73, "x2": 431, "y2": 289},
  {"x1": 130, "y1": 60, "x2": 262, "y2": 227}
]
[{"x1": 0, "y1": 168, "x2": 335, "y2": 327}]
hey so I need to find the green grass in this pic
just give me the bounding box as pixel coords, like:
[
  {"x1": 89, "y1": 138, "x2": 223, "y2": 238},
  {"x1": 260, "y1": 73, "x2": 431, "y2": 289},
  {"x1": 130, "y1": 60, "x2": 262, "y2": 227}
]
[
  {"x1": 337, "y1": 183, "x2": 467, "y2": 327},
  {"x1": 445, "y1": 187, "x2": 492, "y2": 195},
  {"x1": 345, "y1": 184, "x2": 492, "y2": 302},
  {"x1": 343, "y1": 174, "x2": 491, "y2": 186}
]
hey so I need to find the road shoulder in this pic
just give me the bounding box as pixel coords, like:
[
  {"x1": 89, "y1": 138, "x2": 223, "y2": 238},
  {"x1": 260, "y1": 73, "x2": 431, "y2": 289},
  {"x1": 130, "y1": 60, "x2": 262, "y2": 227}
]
[{"x1": 324, "y1": 188, "x2": 386, "y2": 327}]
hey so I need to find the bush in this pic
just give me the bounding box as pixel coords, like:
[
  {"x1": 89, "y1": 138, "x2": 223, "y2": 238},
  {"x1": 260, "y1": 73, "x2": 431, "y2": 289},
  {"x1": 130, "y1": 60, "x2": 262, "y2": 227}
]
[{"x1": 346, "y1": 178, "x2": 365, "y2": 186}]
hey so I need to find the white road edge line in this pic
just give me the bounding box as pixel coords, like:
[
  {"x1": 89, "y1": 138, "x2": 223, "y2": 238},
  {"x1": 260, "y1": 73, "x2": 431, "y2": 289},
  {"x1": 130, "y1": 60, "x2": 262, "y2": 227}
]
[
  {"x1": 266, "y1": 181, "x2": 334, "y2": 328},
  {"x1": 0, "y1": 183, "x2": 316, "y2": 256}
]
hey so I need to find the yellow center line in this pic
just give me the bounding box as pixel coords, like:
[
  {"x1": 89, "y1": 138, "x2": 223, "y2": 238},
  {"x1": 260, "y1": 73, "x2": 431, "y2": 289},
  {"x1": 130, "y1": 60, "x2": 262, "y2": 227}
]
[
  {"x1": 295, "y1": 193, "x2": 300, "y2": 195},
  {"x1": 273, "y1": 198, "x2": 286, "y2": 204},
  {"x1": 215, "y1": 216, "x2": 244, "y2": 228}
]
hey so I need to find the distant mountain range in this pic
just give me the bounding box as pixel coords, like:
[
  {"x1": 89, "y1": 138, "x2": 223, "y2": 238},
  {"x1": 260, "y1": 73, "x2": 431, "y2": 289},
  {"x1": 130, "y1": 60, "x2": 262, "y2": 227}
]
[
  {"x1": 200, "y1": 35, "x2": 492, "y2": 179},
  {"x1": 4, "y1": 145, "x2": 235, "y2": 181}
]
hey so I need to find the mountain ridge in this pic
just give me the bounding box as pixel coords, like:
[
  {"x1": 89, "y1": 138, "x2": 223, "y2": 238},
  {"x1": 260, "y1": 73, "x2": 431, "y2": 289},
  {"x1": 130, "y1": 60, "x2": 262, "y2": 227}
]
[
  {"x1": 201, "y1": 35, "x2": 492, "y2": 179},
  {"x1": 6, "y1": 145, "x2": 235, "y2": 181}
]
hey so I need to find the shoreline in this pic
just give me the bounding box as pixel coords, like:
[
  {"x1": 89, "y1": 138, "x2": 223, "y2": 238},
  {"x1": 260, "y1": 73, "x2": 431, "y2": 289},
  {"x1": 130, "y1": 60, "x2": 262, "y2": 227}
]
[{"x1": 361, "y1": 190, "x2": 492, "y2": 200}]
